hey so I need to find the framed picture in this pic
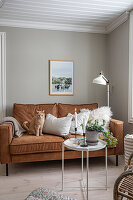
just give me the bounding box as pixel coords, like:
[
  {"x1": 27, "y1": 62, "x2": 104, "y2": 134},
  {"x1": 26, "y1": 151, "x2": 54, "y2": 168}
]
[{"x1": 49, "y1": 60, "x2": 74, "y2": 96}]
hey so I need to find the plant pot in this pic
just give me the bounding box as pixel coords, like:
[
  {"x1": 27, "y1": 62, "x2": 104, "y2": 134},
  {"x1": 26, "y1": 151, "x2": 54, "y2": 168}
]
[{"x1": 86, "y1": 131, "x2": 99, "y2": 145}]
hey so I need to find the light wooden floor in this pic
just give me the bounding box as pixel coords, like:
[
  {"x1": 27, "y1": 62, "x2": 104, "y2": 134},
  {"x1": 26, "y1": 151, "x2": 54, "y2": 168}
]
[{"x1": 0, "y1": 155, "x2": 124, "y2": 200}]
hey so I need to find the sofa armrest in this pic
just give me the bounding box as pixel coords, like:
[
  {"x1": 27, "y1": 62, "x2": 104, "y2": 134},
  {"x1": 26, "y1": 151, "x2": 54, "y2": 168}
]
[
  {"x1": 0, "y1": 123, "x2": 13, "y2": 164},
  {"x1": 110, "y1": 119, "x2": 124, "y2": 155}
]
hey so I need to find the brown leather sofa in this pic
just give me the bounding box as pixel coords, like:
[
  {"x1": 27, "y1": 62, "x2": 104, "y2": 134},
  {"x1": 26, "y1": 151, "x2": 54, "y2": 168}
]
[{"x1": 0, "y1": 103, "x2": 124, "y2": 176}]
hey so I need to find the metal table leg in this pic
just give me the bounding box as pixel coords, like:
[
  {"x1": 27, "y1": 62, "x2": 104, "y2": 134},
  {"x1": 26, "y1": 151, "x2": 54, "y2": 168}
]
[
  {"x1": 81, "y1": 151, "x2": 84, "y2": 180},
  {"x1": 105, "y1": 147, "x2": 108, "y2": 190},
  {"x1": 62, "y1": 143, "x2": 64, "y2": 191}
]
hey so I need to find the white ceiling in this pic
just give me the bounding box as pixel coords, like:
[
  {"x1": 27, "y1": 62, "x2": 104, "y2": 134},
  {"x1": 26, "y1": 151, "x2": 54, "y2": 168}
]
[{"x1": 0, "y1": 0, "x2": 133, "y2": 33}]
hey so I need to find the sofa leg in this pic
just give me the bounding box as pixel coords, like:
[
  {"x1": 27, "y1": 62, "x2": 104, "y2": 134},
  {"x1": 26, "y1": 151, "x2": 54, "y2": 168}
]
[
  {"x1": 116, "y1": 155, "x2": 118, "y2": 166},
  {"x1": 6, "y1": 164, "x2": 8, "y2": 176}
]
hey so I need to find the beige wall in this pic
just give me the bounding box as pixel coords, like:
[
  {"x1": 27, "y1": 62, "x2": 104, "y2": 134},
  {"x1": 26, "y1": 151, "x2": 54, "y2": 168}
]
[
  {"x1": 107, "y1": 20, "x2": 133, "y2": 133},
  {"x1": 0, "y1": 27, "x2": 107, "y2": 115},
  {"x1": 1, "y1": 21, "x2": 132, "y2": 132}
]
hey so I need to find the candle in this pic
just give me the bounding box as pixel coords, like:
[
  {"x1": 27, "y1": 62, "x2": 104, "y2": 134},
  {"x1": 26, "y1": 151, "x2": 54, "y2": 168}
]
[
  {"x1": 75, "y1": 108, "x2": 77, "y2": 128},
  {"x1": 83, "y1": 118, "x2": 85, "y2": 133}
]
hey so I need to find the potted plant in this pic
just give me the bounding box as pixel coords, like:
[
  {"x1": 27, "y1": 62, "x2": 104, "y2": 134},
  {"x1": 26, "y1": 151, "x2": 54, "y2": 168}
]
[
  {"x1": 83, "y1": 119, "x2": 118, "y2": 147},
  {"x1": 85, "y1": 119, "x2": 105, "y2": 145},
  {"x1": 99, "y1": 132, "x2": 118, "y2": 148}
]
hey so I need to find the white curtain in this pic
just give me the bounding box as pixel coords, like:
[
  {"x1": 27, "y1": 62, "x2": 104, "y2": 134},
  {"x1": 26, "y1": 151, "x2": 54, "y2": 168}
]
[{"x1": 0, "y1": 32, "x2": 6, "y2": 121}]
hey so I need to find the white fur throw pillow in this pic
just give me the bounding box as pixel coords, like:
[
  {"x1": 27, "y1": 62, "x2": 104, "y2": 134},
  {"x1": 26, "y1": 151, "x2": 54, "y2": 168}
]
[
  {"x1": 80, "y1": 106, "x2": 112, "y2": 132},
  {"x1": 43, "y1": 114, "x2": 72, "y2": 138},
  {"x1": 68, "y1": 111, "x2": 90, "y2": 135}
]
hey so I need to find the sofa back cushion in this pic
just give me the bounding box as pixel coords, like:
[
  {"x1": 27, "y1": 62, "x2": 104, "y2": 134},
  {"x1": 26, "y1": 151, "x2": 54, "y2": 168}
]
[
  {"x1": 13, "y1": 103, "x2": 58, "y2": 125},
  {"x1": 58, "y1": 103, "x2": 98, "y2": 117}
]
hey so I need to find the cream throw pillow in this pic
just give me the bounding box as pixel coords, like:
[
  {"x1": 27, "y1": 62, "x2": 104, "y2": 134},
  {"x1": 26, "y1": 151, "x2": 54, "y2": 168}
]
[
  {"x1": 68, "y1": 111, "x2": 90, "y2": 135},
  {"x1": 43, "y1": 114, "x2": 72, "y2": 138}
]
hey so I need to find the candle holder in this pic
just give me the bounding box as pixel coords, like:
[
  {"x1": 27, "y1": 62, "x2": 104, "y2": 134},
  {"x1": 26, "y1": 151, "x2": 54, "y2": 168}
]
[
  {"x1": 73, "y1": 127, "x2": 79, "y2": 144},
  {"x1": 80, "y1": 132, "x2": 88, "y2": 147},
  {"x1": 75, "y1": 127, "x2": 77, "y2": 139}
]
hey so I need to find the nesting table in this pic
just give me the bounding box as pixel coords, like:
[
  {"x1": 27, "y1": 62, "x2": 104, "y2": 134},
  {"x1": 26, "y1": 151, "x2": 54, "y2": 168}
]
[{"x1": 62, "y1": 138, "x2": 107, "y2": 200}]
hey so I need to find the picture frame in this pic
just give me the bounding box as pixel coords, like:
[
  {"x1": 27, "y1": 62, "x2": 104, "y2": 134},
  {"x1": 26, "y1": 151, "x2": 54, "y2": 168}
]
[{"x1": 49, "y1": 60, "x2": 74, "y2": 96}]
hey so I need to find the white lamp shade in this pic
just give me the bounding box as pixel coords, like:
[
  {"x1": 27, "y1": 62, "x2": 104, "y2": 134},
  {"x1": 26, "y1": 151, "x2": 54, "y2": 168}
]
[{"x1": 93, "y1": 75, "x2": 106, "y2": 85}]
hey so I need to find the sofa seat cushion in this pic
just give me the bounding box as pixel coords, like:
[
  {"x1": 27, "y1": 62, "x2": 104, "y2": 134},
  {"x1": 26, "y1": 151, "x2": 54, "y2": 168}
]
[
  {"x1": 13, "y1": 103, "x2": 58, "y2": 126},
  {"x1": 10, "y1": 133, "x2": 64, "y2": 155},
  {"x1": 58, "y1": 103, "x2": 98, "y2": 117}
]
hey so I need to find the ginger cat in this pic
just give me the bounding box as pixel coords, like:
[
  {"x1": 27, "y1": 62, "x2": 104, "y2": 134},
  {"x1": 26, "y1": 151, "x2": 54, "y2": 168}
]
[{"x1": 23, "y1": 110, "x2": 45, "y2": 136}]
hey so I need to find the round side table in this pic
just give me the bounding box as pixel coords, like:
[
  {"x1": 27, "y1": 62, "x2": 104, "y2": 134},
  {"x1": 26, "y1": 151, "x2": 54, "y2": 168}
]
[{"x1": 62, "y1": 138, "x2": 107, "y2": 200}]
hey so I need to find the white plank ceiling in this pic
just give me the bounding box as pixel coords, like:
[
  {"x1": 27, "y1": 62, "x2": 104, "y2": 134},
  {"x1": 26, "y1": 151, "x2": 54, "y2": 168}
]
[{"x1": 0, "y1": 0, "x2": 133, "y2": 33}]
